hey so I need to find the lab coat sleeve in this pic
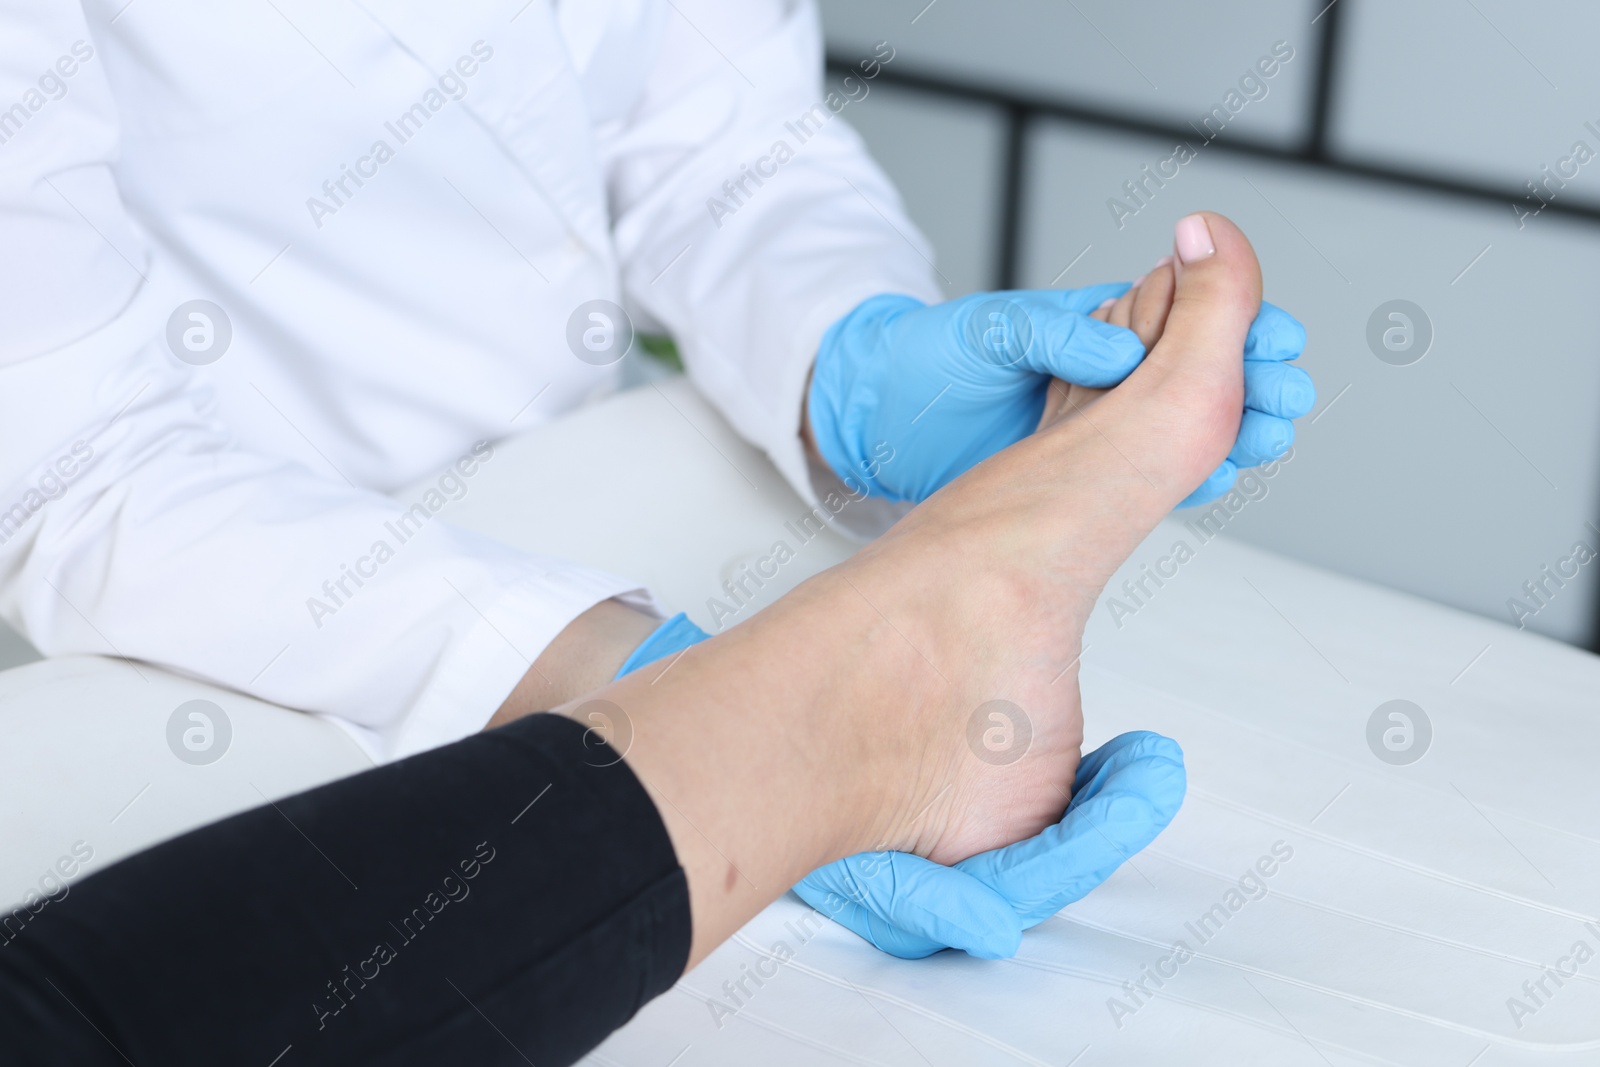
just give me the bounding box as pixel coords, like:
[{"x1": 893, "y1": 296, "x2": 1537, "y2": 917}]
[
  {"x1": 0, "y1": 8, "x2": 648, "y2": 762},
  {"x1": 601, "y1": 0, "x2": 943, "y2": 531}
]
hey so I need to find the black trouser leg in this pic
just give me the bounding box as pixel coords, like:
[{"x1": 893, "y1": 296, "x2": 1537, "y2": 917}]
[{"x1": 0, "y1": 713, "x2": 690, "y2": 1067}]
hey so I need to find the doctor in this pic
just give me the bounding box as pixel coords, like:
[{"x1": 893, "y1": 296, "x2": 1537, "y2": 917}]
[{"x1": 0, "y1": 1, "x2": 1310, "y2": 956}]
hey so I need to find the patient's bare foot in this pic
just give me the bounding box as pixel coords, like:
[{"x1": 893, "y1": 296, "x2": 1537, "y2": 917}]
[
  {"x1": 587, "y1": 214, "x2": 1257, "y2": 965},
  {"x1": 857, "y1": 212, "x2": 1258, "y2": 864}
]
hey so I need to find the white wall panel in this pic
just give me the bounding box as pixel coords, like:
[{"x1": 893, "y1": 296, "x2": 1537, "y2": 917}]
[
  {"x1": 819, "y1": 0, "x2": 1321, "y2": 146},
  {"x1": 1331, "y1": 0, "x2": 1600, "y2": 214}
]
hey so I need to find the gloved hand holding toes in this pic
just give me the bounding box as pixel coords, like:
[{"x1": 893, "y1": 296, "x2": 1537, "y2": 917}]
[{"x1": 808, "y1": 287, "x2": 1314, "y2": 510}]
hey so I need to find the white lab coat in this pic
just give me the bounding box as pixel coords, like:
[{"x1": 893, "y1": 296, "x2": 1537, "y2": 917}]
[{"x1": 0, "y1": 0, "x2": 939, "y2": 758}]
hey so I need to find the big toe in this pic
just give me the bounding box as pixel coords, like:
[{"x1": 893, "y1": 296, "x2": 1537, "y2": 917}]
[
  {"x1": 1110, "y1": 212, "x2": 1262, "y2": 498},
  {"x1": 1151, "y1": 212, "x2": 1261, "y2": 380}
]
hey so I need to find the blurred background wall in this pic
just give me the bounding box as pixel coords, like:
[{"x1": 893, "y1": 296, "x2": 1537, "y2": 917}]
[{"x1": 820, "y1": 0, "x2": 1600, "y2": 649}]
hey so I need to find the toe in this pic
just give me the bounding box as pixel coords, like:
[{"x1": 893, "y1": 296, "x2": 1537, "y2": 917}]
[
  {"x1": 1112, "y1": 212, "x2": 1262, "y2": 497},
  {"x1": 1106, "y1": 283, "x2": 1139, "y2": 330},
  {"x1": 1128, "y1": 260, "x2": 1175, "y2": 349},
  {"x1": 1030, "y1": 213, "x2": 1261, "y2": 516},
  {"x1": 1163, "y1": 212, "x2": 1264, "y2": 365}
]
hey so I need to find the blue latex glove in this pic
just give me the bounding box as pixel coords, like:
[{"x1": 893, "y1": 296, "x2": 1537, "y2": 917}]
[
  {"x1": 614, "y1": 612, "x2": 709, "y2": 678},
  {"x1": 614, "y1": 613, "x2": 1188, "y2": 959},
  {"x1": 807, "y1": 289, "x2": 1314, "y2": 508},
  {"x1": 794, "y1": 731, "x2": 1185, "y2": 958}
]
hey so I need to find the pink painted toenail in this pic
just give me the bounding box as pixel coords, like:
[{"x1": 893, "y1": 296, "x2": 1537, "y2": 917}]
[
  {"x1": 1175, "y1": 214, "x2": 1214, "y2": 263},
  {"x1": 1155, "y1": 255, "x2": 1174, "y2": 268},
  {"x1": 1096, "y1": 297, "x2": 1116, "y2": 311},
  {"x1": 1131, "y1": 274, "x2": 1147, "y2": 288}
]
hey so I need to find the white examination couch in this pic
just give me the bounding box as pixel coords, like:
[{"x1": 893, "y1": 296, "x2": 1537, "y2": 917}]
[{"x1": 2, "y1": 378, "x2": 1597, "y2": 1066}]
